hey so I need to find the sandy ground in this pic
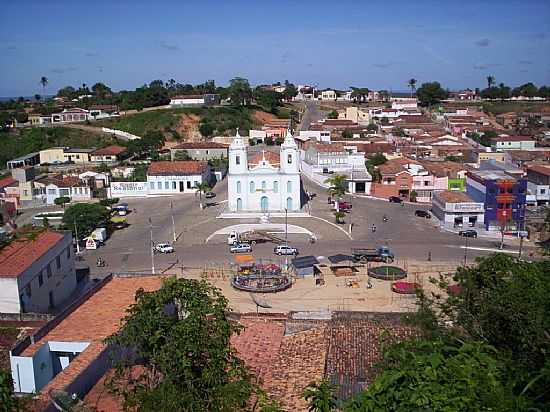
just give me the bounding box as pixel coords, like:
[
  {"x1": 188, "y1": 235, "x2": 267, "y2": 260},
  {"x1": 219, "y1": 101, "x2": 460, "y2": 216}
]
[
  {"x1": 180, "y1": 260, "x2": 457, "y2": 314},
  {"x1": 175, "y1": 113, "x2": 201, "y2": 140}
]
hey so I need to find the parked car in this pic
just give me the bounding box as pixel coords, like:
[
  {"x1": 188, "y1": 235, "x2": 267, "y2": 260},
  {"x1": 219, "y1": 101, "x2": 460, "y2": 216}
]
[
  {"x1": 155, "y1": 243, "x2": 174, "y2": 253},
  {"x1": 274, "y1": 245, "x2": 298, "y2": 256},
  {"x1": 205, "y1": 192, "x2": 216, "y2": 199},
  {"x1": 230, "y1": 243, "x2": 252, "y2": 253},
  {"x1": 389, "y1": 196, "x2": 403, "y2": 203},
  {"x1": 414, "y1": 210, "x2": 431, "y2": 219},
  {"x1": 458, "y1": 230, "x2": 477, "y2": 238},
  {"x1": 336, "y1": 201, "x2": 352, "y2": 211}
]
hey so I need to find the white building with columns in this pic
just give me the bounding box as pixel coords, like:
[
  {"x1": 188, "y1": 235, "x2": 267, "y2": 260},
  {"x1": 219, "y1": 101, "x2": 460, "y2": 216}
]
[{"x1": 227, "y1": 130, "x2": 301, "y2": 212}]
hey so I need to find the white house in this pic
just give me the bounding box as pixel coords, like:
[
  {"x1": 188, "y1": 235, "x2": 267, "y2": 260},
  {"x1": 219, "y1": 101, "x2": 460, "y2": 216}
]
[
  {"x1": 320, "y1": 90, "x2": 337, "y2": 100},
  {"x1": 227, "y1": 130, "x2": 301, "y2": 212},
  {"x1": 302, "y1": 142, "x2": 372, "y2": 194},
  {"x1": 169, "y1": 94, "x2": 218, "y2": 107},
  {"x1": 34, "y1": 175, "x2": 92, "y2": 205},
  {"x1": 0, "y1": 230, "x2": 77, "y2": 313},
  {"x1": 298, "y1": 130, "x2": 331, "y2": 143},
  {"x1": 147, "y1": 161, "x2": 212, "y2": 194},
  {"x1": 491, "y1": 135, "x2": 536, "y2": 151}
]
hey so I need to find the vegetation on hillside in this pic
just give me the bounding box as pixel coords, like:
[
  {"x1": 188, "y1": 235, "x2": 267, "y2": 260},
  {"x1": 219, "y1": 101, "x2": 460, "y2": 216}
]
[{"x1": 0, "y1": 127, "x2": 113, "y2": 167}]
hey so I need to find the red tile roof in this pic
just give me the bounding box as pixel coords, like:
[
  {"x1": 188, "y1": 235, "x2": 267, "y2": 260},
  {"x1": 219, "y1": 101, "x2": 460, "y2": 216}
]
[
  {"x1": 36, "y1": 175, "x2": 86, "y2": 188},
  {"x1": 91, "y1": 145, "x2": 126, "y2": 156},
  {"x1": 0, "y1": 176, "x2": 17, "y2": 190},
  {"x1": 249, "y1": 151, "x2": 280, "y2": 165},
  {"x1": 528, "y1": 164, "x2": 550, "y2": 177},
  {"x1": 0, "y1": 231, "x2": 66, "y2": 278},
  {"x1": 307, "y1": 142, "x2": 346, "y2": 153},
  {"x1": 172, "y1": 142, "x2": 228, "y2": 150},
  {"x1": 147, "y1": 160, "x2": 208, "y2": 175}
]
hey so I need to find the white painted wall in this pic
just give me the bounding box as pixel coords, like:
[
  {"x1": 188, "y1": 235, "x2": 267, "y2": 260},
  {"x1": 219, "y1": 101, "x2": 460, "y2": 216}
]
[{"x1": 0, "y1": 232, "x2": 77, "y2": 314}]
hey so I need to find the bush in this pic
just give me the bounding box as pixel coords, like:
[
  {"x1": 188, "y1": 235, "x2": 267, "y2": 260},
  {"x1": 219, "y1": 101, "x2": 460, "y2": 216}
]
[
  {"x1": 265, "y1": 136, "x2": 274, "y2": 145},
  {"x1": 274, "y1": 137, "x2": 284, "y2": 145},
  {"x1": 99, "y1": 198, "x2": 119, "y2": 207},
  {"x1": 248, "y1": 138, "x2": 256, "y2": 146}
]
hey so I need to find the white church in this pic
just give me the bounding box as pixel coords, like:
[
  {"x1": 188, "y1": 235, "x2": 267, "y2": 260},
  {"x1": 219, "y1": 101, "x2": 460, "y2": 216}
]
[{"x1": 227, "y1": 129, "x2": 301, "y2": 212}]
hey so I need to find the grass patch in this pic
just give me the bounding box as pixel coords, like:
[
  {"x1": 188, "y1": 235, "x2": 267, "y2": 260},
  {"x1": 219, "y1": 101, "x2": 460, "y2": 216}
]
[{"x1": 0, "y1": 127, "x2": 114, "y2": 167}]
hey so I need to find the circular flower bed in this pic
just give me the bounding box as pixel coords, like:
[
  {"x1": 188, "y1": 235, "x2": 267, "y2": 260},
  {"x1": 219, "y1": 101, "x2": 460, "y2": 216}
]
[
  {"x1": 391, "y1": 281, "x2": 420, "y2": 294},
  {"x1": 368, "y1": 266, "x2": 407, "y2": 280}
]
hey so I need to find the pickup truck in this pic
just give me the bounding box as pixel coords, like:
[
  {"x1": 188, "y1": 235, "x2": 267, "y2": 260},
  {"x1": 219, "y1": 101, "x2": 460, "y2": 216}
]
[{"x1": 351, "y1": 246, "x2": 395, "y2": 263}]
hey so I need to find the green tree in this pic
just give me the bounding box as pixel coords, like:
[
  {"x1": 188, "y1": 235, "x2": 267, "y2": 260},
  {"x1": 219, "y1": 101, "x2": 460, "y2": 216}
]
[
  {"x1": 416, "y1": 82, "x2": 448, "y2": 107},
  {"x1": 253, "y1": 88, "x2": 283, "y2": 113},
  {"x1": 199, "y1": 122, "x2": 215, "y2": 137},
  {"x1": 62, "y1": 203, "x2": 110, "y2": 238},
  {"x1": 487, "y1": 75, "x2": 495, "y2": 88},
  {"x1": 99, "y1": 198, "x2": 119, "y2": 207},
  {"x1": 265, "y1": 136, "x2": 274, "y2": 146},
  {"x1": 54, "y1": 196, "x2": 71, "y2": 209},
  {"x1": 327, "y1": 110, "x2": 338, "y2": 119},
  {"x1": 334, "y1": 210, "x2": 345, "y2": 224},
  {"x1": 34, "y1": 94, "x2": 41, "y2": 102},
  {"x1": 325, "y1": 174, "x2": 348, "y2": 199},
  {"x1": 105, "y1": 277, "x2": 256, "y2": 412},
  {"x1": 366, "y1": 123, "x2": 378, "y2": 132},
  {"x1": 350, "y1": 87, "x2": 370, "y2": 103},
  {"x1": 56, "y1": 86, "x2": 76, "y2": 99},
  {"x1": 228, "y1": 77, "x2": 253, "y2": 106},
  {"x1": 344, "y1": 337, "x2": 533, "y2": 412},
  {"x1": 91, "y1": 82, "x2": 112, "y2": 98},
  {"x1": 409, "y1": 255, "x2": 550, "y2": 408},
  {"x1": 282, "y1": 80, "x2": 298, "y2": 101},
  {"x1": 304, "y1": 380, "x2": 338, "y2": 412},
  {"x1": 407, "y1": 78, "x2": 417, "y2": 97},
  {"x1": 194, "y1": 182, "x2": 211, "y2": 209},
  {"x1": 409, "y1": 190, "x2": 417, "y2": 202},
  {"x1": 0, "y1": 368, "x2": 28, "y2": 412},
  {"x1": 40, "y1": 76, "x2": 48, "y2": 96},
  {"x1": 342, "y1": 129, "x2": 353, "y2": 139}
]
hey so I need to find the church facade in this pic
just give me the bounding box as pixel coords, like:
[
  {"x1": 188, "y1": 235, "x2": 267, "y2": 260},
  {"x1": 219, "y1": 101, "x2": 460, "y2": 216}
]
[{"x1": 227, "y1": 130, "x2": 301, "y2": 212}]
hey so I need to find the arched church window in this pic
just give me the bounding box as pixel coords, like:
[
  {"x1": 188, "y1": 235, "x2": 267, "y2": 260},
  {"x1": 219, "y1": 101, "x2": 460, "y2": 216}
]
[
  {"x1": 287, "y1": 154, "x2": 292, "y2": 164},
  {"x1": 273, "y1": 181, "x2": 278, "y2": 193},
  {"x1": 250, "y1": 181, "x2": 255, "y2": 193},
  {"x1": 236, "y1": 155, "x2": 240, "y2": 165},
  {"x1": 236, "y1": 181, "x2": 241, "y2": 194}
]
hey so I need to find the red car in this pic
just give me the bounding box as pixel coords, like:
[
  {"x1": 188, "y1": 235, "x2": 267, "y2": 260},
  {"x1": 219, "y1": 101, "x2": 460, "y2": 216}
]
[{"x1": 337, "y1": 201, "x2": 352, "y2": 211}]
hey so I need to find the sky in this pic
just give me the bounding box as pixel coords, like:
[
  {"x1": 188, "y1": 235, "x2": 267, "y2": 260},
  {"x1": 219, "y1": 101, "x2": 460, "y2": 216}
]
[{"x1": 0, "y1": 0, "x2": 549, "y2": 97}]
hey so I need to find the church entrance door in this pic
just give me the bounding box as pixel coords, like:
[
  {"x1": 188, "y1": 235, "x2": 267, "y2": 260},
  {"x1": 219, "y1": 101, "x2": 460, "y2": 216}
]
[{"x1": 260, "y1": 196, "x2": 268, "y2": 212}]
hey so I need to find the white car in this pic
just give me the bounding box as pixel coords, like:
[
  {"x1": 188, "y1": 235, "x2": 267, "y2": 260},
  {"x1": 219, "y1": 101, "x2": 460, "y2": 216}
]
[
  {"x1": 230, "y1": 243, "x2": 252, "y2": 253},
  {"x1": 274, "y1": 245, "x2": 298, "y2": 256},
  {"x1": 155, "y1": 243, "x2": 174, "y2": 253}
]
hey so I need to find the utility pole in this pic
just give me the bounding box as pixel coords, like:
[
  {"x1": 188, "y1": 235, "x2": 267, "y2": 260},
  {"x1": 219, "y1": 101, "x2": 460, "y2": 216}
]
[
  {"x1": 463, "y1": 236, "x2": 469, "y2": 266},
  {"x1": 73, "y1": 219, "x2": 80, "y2": 254},
  {"x1": 285, "y1": 208, "x2": 288, "y2": 272},
  {"x1": 149, "y1": 217, "x2": 155, "y2": 275},
  {"x1": 170, "y1": 201, "x2": 177, "y2": 243}
]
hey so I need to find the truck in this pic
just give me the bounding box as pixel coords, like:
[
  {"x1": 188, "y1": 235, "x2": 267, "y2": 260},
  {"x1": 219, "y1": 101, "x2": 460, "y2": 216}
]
[
  {"x1": 227, "y1": 230, "x2": 284, "y2": 245},
  {"x1": 91, "y1": 228, "x2": 108, "y2": 244},
  {"x1": 351, "y1": 246, "x2": 394, "y2": 263}
]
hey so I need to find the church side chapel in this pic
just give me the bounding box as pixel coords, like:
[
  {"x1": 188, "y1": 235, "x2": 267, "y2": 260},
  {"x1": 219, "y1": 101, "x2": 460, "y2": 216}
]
[{"x1": 227, "y1": 129, "x2": 301, "y2": 212}]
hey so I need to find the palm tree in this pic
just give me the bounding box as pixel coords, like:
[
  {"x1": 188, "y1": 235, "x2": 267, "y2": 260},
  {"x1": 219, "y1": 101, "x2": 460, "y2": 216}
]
[
  {"x1": 486, "y1": 75, "x2": 495, "y2": 88},
  {"x1": 324, "y1": 174, "x2": 348, "y2": 200},
  {"x1": 408, "y1": 78, "x2": 417, "y2": 98},
  {"x1": 303, "y1": 380, "x2": 338, "y2": 412},
  {"x1": 34, "y1": 94, "x2": 41, "y2": 102},
  {"x1": 194, "y1": 182, "x2": 211, "y2": 209},
  {"x1": 40, "y1": 76, "x2": 48, "y2": 96}
]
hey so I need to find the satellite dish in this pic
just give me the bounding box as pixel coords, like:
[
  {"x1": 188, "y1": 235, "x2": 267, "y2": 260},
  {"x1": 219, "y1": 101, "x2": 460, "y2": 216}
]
[
  {"x1": 49, "y1": 389, "x2": 91, "y2": 411},
  {"x1": 250, "y1": 293, "x2": 272, "y2": 313}
]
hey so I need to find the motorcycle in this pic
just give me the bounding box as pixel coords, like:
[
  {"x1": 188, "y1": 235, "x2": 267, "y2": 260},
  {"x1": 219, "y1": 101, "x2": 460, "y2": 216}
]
[
  {"x1": 96, "y1": 258, "x2": 106, "y2": 268},
  {"x1": 383, "y1": 215, "x2": 388, "y2": 222},
  {"x1": 371, "y1": 225, "x2": 377, "y2": 233}
]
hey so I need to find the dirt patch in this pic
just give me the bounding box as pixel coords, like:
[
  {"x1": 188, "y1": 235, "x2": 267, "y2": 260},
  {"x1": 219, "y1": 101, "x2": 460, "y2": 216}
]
[
  {"x1": 175, "y1": 113, "x2": 202, "y2": 141},
  {"x1": 253, "y1": 110, "x2": 278, "y2": 125}
]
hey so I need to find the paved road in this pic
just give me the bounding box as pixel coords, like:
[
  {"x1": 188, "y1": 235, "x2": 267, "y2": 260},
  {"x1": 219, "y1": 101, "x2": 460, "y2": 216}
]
[
  {"x1": 75, "y1": 174, "x2": 536, "y2": 280},
  {"x1": 299, "y1": 101, "x2": 325, "y2": 131}
]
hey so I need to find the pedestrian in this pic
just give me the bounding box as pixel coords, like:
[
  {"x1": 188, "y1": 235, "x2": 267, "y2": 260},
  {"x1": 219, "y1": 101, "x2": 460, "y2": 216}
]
[{"x1": 427, "y1": 251, "x2": 432, "y2": 261}]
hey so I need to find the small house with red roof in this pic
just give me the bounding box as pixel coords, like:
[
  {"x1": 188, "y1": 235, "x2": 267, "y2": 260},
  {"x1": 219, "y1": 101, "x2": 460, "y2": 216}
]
[
  {"x1": 0, "y1": 230, "x2": 77, "y2": 314},
  {"x1": 147, "y1": 160, "x2": 212, "y2": 194},
  {"x1": 89, "y1": 145, "x2": 127, "y2": 162},
  {"x1": 34, "y1": 175, "x2": 92, "y2": 205}
]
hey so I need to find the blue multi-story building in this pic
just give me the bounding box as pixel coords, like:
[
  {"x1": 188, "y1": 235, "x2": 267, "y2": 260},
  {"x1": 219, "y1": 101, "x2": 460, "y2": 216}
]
[{"x1": 466, "y1": 170, "x2": 527, "y2": 231}]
